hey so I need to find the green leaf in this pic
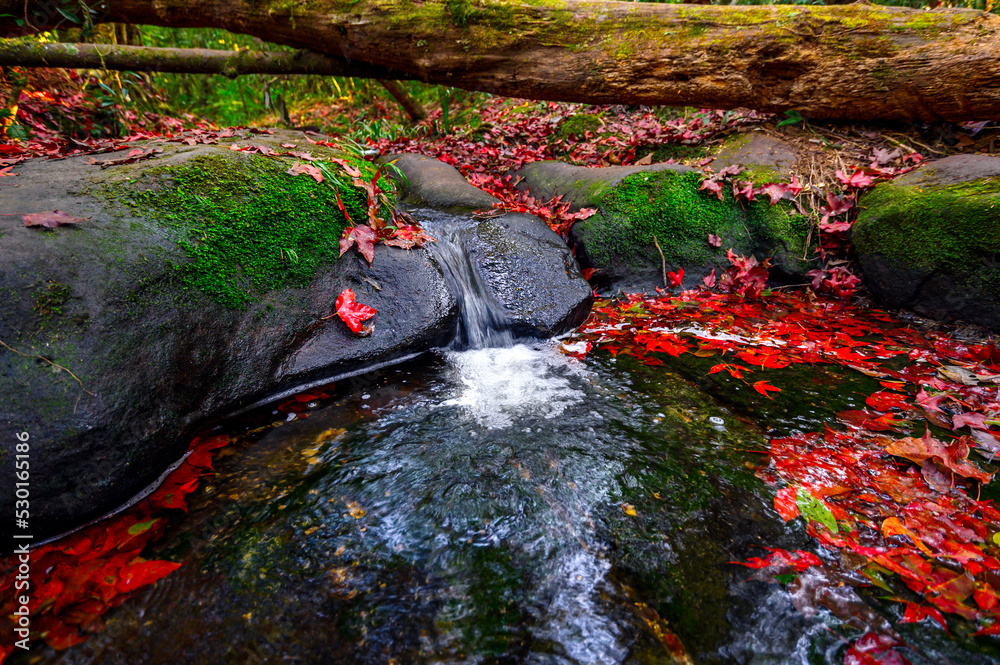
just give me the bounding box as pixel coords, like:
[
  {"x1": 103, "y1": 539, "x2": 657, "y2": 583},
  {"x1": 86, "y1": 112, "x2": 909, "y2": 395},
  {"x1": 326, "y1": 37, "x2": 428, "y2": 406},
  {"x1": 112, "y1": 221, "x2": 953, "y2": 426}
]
[
  {"x1": 774, "y1": 573, "x2": 797, "y2": 585},
  {"x1": 776, "y1": 110, "x2": 804, "y2": 128},
  {"x1": 795, "y1": 487, "x2": 838, "y2": 533},
  {"x1": 128, "y1": 518, "x2": 159, "y2": 536},
  {"x1": 55, "y1": 6, "x2": 80, "y2": 23}
]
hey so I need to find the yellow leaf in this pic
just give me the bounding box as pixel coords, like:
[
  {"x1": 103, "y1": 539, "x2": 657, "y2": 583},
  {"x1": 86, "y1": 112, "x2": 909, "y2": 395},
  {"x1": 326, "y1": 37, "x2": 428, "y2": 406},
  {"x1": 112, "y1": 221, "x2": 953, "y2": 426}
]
[{"x1": 622, "y1": 503, "x2": 637, "y2": 517}]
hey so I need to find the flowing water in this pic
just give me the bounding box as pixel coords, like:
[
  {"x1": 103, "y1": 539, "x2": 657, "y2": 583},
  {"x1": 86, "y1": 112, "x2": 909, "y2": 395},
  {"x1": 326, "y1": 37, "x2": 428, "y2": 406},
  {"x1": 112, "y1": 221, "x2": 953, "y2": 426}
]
[{"x1": 25, "y1": 212, "x2": 1000, "y2": 665}]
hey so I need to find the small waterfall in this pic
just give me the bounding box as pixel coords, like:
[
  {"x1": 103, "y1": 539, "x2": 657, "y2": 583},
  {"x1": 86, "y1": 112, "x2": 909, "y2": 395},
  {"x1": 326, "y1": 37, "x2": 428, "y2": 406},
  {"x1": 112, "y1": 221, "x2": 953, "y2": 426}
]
[{"x1": 414, "y1": 209, "x2": 516, "y2": 350}]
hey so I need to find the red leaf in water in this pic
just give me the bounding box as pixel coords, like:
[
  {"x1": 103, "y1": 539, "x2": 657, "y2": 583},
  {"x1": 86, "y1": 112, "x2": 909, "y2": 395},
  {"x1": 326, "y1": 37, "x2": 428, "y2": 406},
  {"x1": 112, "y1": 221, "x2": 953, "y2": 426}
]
[
  {"x1": 22, "y1": 210, "x2": 89, "y2": 228},
  {"x1": 884, "y1": 430, "x2": 993, "y2": 484},
  {"x1": 901, "y1": 602, "x2": 949, "y2": 630},
  {"x1": 774, "y1": 486, "x2": 800, "y2": 521},
  {"x1": 733, "y1": 547, "x2": 822, "y2": 572},
  {"x1": 667, "y1": 267, "x2": 684, "y2": 288},
  {"x1": 953, "y1": 412, "x2": 990, "y2": 431},
  {"x1": 866, "y1": 392, "x2": 911, "y2": 411},
  {"x1": 339, "y1": 225, "x2": 377, "y2": 265},
  {"x1": 844, "y1": 633, "x2": 911, "y2": 665},
  {"x1": 753, "y1": 380, "x2": 781, "y2": 399},
  {"x1": 115, "y1": 559, "x2": 182, "y2": 594},
  {"x1": 335, "y1": 288, "x2": 377, "y2": 336}
]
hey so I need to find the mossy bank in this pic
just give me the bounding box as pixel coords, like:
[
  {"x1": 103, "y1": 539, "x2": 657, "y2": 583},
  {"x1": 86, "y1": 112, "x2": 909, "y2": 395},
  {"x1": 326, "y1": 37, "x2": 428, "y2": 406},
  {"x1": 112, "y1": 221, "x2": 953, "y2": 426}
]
[{"x1": 853, "y1": 154, "x2": 1000, "y2": 330}]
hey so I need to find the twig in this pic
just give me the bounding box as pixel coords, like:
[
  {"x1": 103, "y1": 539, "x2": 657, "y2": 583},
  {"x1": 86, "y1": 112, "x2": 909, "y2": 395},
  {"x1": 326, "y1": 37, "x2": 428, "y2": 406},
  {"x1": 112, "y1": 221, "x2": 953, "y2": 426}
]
[
  {"x1": 652, "y1": 235, "x2": 667, "y2": 288},
  {"x1": 0, "y1": 338, "x2": 95, "y2": 413},
  {"x1": 889, "y1": 133, "x2": 945, "y2": 156}
]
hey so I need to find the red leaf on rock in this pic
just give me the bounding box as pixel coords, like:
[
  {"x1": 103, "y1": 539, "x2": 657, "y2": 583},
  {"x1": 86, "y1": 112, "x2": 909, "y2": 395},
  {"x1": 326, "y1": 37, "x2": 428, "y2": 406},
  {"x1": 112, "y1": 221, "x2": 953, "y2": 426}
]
[
  {"x1": 335, "y1": 288, "x2": 377, "y2": 336},
  {"x1": 339, "y1": 225, "x2": 377, "y2": 265},
  {"x1": 702, "y1": 268, "x2": 717, "y2": 288},
  {"x1": 22, "y1": 210, "x2": 89, "y2": 228},
  {"x1": 699, "y1": 178, "x2": 724, "y2": 201},
  {"x1": 707, "y1": 233, "x2": 722, "y2": 248},
  {"x1": 286, "y1": 163, "x2": 323, "y2": 183},
  {"x1": 667, "y1": 267, "x2": 684, "y2": 288}
]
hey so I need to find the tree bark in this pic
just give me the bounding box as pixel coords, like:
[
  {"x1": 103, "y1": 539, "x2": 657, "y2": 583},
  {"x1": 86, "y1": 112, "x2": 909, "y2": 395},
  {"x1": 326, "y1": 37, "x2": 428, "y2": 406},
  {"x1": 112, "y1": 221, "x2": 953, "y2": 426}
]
[
  {"x1": 0, "y1": 41, "x2": 410, "y2": 79},
  {"x1": 378, "y1": 80, "x2": 427, "y2": 122},
  {"x1": 2, "y1": 0, "x2": 1000, "y2": 122}
]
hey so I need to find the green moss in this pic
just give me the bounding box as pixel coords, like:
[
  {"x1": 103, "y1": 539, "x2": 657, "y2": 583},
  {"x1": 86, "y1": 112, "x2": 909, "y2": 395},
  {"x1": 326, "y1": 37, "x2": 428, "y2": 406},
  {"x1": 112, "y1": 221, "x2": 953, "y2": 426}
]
[
  {"x1": 553, "y1": 112, "x2": 603, "y2": 141},
  {"x1": 854, "y1": 176, "x2": 1000, "y2": 296},
  {"x1": 32, "y1": 281, "x2": 71, "y2": 327},
  {"x1": 583, "y1": 170, "x2": 807, "y2": 272},
  {"x1": 121, "y1": 153, "x2": 383, "y2": 308}
]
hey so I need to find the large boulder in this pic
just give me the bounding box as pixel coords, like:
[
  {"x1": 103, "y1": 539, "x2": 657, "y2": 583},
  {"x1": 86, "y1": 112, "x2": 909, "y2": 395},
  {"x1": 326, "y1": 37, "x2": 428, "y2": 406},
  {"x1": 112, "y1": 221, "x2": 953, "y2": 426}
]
[
  {"x1": 0, "y1": 131, "x2": 459, "y2": 540},
  {"x1": 514, "y1": 161, "x2": 810, "y2": 292},
  {"x1": 388, "y1": 155, "x2": 593, "y2": 338},
  {"x1": 853, "y1": 154, "x2": 1000, "y2": 330}
]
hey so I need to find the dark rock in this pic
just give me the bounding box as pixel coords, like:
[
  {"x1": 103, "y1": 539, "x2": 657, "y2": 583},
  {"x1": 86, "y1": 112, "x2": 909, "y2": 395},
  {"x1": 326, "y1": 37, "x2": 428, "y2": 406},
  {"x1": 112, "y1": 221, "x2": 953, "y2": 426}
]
[
  {"x1": 853, "y1": 154, "x2": 1000, "y2": 330},
  {"x1": 385, "y1": 153, "x2": 498, "y2": 210},
  {"x1": 0, "y1": 134, "x2": 458, "y2": 540},
  {"x1": 466, "y1": 213, "x2": 593, "y2": 337},
  {"x1": 390, "y1": 155, "x2": 593, "y2": 337}
]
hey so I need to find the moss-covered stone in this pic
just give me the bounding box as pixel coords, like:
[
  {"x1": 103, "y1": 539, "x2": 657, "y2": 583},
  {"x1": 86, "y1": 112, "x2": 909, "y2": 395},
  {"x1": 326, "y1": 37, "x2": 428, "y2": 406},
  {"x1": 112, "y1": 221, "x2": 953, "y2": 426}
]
[
  {"x1": 574, "y1": 169, "x2": 809, "y2": 288},
  {"x1": 119, "y1": 152, "x2": 385, "y2": 308},
  {"x1": 853, "y1": 155, "x2": 1000, "y2": 329},
  {"x1": 553, "y1": 112, "x2": 603, "y2": 141}
]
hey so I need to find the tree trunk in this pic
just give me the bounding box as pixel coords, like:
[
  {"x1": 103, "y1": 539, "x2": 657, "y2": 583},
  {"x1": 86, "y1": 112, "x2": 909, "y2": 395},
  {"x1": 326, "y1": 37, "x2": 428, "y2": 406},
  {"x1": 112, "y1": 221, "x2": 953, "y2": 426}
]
[
  {"x1": 378, "y1": 80, "x2": 427, "y2": 122},
  {"x1": 2, "y1": 0, "x2": 999, "y2": 122},
  {"x1": 0, "y1": 41, "x2": 409, "y2": 79}
]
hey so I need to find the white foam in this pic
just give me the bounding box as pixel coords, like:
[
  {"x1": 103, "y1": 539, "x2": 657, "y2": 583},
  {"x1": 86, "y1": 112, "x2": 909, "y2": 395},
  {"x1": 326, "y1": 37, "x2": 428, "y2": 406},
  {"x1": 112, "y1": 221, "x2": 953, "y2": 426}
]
[{"x1": 443, "y1": 343, "x2": 586, "y2": 429}]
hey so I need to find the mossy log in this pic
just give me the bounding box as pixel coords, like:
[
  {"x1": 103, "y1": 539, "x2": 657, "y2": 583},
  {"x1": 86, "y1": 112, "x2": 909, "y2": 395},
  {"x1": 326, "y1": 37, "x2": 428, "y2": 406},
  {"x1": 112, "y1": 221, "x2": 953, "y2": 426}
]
[
  {"x1": 0, "y1": 41, "x2": 408, "y2": 79},
  {"x1": 2, "y1": 0, "x2": 1000, "y2": 122}
]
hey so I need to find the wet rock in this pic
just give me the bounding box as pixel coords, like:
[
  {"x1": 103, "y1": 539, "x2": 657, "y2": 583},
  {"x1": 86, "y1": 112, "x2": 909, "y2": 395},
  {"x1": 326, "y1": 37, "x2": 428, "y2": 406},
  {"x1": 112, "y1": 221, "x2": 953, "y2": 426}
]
[
  {"x1": 390, "y1": 155, "x2": 593, "y2": 338},
  {"x1": 514, "y1": 161, "x2": 809, "y2": 292},
  {"x1": 466, "y1": 212, "x2": 593, "y2": 337},
  {"x1": 0, "y1": 132, "x2": 458, "y2": 540},
  {"x1": 853, "y1": 154, "x2": 1000, "y2": 330}
]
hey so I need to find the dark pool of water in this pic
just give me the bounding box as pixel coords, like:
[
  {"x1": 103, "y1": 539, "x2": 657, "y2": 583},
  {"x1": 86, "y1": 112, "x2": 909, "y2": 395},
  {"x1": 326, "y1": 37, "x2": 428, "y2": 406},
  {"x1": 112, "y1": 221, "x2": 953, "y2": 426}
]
[{"x1": 22, "y1": 338, "x2": 998, "y2": 665}]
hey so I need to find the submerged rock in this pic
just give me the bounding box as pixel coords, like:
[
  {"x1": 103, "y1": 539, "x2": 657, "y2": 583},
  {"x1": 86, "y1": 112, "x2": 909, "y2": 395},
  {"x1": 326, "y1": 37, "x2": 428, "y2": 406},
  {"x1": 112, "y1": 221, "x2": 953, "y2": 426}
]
[
  {"x1": 853, "y1": 154, "x2": 1000, "y2": 330},
  {"x1": 0, "y1": 132, "x2": 458, "y2": 540},
  {"x1": 514, "y1": 161, "x2": 809, "y2": 292},
  {"x1": 389, "y1": 154, "x2": 593, "y2": 337}
]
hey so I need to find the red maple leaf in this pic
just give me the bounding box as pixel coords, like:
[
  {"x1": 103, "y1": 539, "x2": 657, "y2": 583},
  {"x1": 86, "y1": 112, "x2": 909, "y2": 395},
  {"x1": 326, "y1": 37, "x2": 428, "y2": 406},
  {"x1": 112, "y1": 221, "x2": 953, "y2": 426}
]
[
  {"x1": 753, "y1": 380, "x2": 781, "y2": 399},
  {"x1": 667, "y1": 267, "x2": 684, "y2": 288},
  {"x1": 335, "y1": 288, "x2": 377, "y2": 336},
  {"x1": 339, "y1": 225, "x2": 378, "y2": 265}
]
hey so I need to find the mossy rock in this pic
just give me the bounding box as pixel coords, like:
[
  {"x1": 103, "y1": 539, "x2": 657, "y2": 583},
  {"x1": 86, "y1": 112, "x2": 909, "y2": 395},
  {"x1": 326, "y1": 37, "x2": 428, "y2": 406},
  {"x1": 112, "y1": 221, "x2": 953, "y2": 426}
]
[
  {"x1": 565, "y1": 169, "x2": 809, "y2": 291},
  {"x1": 553, "y1": 111, "x2": 604, "y2": 141},
  {"x1": 853, "y1": 154, "x2": 1000, "y2": 330},
  {"x1": 0, "y1": 131, "x2": 459, "y2": 539}
]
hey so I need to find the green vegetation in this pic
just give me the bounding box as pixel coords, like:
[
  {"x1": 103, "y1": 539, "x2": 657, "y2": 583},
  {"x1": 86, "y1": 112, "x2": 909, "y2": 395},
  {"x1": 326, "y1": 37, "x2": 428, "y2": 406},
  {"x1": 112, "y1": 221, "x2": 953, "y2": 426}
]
[
  {"x1": 581, "y1": 170, "x2": 808, "y2": 272},
  {"x1": 854, "y1": 176, "x2": 1000, "y2": 296},
  {"x1": 32, "y1": 281, "x2": 72, "y2": 327},
  {"x1": 123, "y1": 152, "x2": 386, "y2": 308}
]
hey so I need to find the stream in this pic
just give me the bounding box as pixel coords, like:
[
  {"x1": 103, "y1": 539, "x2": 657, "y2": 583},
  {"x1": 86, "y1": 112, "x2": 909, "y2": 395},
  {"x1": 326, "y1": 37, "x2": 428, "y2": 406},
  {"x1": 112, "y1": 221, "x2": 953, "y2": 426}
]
[{"x1": 20, "y1": 211, "x2": 1000, "y2": 665}]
